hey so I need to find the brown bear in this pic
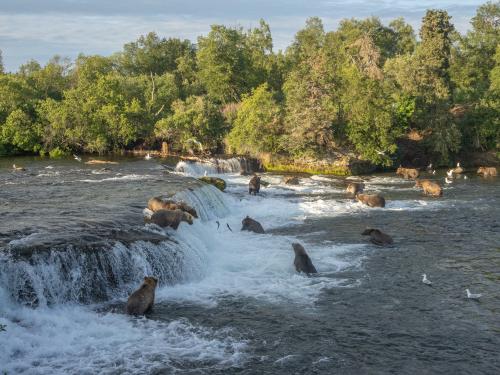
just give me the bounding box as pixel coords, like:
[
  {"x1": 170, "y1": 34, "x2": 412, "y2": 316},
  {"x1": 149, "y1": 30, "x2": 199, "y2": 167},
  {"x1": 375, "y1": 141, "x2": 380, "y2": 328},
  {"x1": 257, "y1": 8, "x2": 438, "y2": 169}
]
[
  {"x1": 126, "y1": 276, "x2": 158, "y2": 315},
  {"x1": 415, "y1": 179, "x2": 442, "y2": 197},
  {"x1": 249, "y1": 175, "x2": 261, "y2": 195},
  {"x1": 292, "y1": 243, "x2": 317, "y2": 275},
  {"x1": 477, "y1": 166, "x2": 497, "y2": 177},
  {"x1": 145, "y1": 209, "x2": 194, "y2": 229},
  {"x1": 346, "y1": 182, "x2": 365, "y2": 196},
  {"x1": 396, "y1": 167, "x2": 420, "y2": 179},
  {"x1": 241, "y1": 216, "x2": 265, "y2": 234},
  {"x1": 452, "y1": 163, "x2": 464, "y2": 174},
  {"x1": 283, "y1": 176, "x2": 300, "y2": 185},
  {"x1": 362, "y1": 228, "x2": 393, "y2": 246},
  {"x1": 356, "y1": 193, "x2": 386, "y2": 208},
  {"x1": 147, "y1": 197, "x2": 198, "y2": 218}
]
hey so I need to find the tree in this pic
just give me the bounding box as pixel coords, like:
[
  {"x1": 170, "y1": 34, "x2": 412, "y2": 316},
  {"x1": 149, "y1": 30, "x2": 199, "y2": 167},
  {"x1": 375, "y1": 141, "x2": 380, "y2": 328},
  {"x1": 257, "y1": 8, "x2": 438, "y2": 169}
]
[
  {"x1": 0, "y1": 49, "x2": 4, "y2": 74},
  {"x1": 226, "y1": 83, "x2": 282, "y2": 155},
  {"x1": 283, "y1": 50, "x2": 338, "y2": 156},
  {"x1": 1, "y1": 109, "x2": 41, "y2": 152},
  {"x1": 155, "y1": 96, "x2": 225, "y2": 153},
  {"x1": 196, "y1": 25, "x2": 252, "y2": 103},
  {"x1": 389, "y1": 18, "x2": 417, "y2": 55},
  {"x1": 117, "y1": 33, "x2": 193, "y2": 76}
]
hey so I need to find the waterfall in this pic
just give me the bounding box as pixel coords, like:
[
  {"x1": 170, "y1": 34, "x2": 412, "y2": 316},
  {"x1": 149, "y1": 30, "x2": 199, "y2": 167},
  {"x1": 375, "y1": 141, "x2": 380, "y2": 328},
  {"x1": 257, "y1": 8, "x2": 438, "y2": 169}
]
[
  {"x1": 175, "y1": 157, "x2": 263, "y2": 176},
  {"x1": 0, "y1": 184, "x2": 231, "y2": 307}
]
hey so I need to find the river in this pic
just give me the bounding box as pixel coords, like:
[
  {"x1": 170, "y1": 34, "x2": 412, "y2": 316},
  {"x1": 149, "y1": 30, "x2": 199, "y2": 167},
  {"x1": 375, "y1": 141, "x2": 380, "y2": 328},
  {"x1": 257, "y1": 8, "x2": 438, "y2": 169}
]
[{"x1": 0, "y1": 156, "x2": 499, "y2": 374}]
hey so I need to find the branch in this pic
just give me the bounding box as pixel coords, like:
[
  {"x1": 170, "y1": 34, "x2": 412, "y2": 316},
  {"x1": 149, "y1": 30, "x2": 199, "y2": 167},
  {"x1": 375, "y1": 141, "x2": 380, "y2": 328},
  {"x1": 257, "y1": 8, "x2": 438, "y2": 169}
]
[
  {"x1": 155, "y1": 104, "x2": 165, "y2": 117},
  {"x1": 150, "y1": 71, "x2": 155, "y2": 103}
]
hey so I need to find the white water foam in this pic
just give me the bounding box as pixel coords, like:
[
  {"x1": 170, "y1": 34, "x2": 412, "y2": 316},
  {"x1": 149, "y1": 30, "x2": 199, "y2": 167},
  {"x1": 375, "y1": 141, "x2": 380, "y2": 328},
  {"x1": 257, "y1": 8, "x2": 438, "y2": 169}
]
[
  {"x1": 78, "y1": 174, "x2": 154, "y2": 183},
  {"x1": 0, "y1": 288, "x2": 247, "y2": 374},
  {"x1": 175, "y1": 158, "x2": 242, "y2": 176}
]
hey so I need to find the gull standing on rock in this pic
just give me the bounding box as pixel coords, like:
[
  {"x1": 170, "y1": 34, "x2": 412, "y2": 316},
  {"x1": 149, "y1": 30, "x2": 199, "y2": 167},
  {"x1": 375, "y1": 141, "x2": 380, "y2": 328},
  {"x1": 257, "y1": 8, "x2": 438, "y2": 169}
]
[{"x1": 422, "y1": 274, "x2": 432, "y2": 286}]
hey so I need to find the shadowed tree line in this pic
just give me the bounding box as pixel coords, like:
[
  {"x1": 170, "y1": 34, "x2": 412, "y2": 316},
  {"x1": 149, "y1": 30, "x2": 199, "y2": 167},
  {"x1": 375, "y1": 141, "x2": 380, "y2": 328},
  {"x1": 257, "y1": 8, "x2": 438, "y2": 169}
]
[{"x1": 0, "y1": 3, "x2": 498, "y2": 165}]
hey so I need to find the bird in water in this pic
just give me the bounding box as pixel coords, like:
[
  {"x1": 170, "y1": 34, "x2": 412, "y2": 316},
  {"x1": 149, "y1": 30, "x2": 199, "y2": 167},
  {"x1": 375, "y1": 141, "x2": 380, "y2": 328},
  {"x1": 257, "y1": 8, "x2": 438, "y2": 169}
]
[
  {"x1": 446, "y1": 169, "x2": 454, "y2": 178},
  {"x1": 422, "y1": 274, "x2": 432, "y2": 286},
  {"x1": 464, "y1": 175, "x2": 468, "y2": 180},
  {"x1": 73, "y1": 154, "x2": 82, "y2": 162},
  {"x1": 466, "y1": 289, "x2": 482, "y2": 300},
  {"x1": 432, "y1": 170, "x2": 436, "y2": 175},
  {"x1": 12, "y1": 164, "x2": 25, "y2": 171},
  {"x1": 204, "y1": 171, "x2": 208, "y2": 176},
  {"x1": 216, "y1": 221, "x2": 220, "y2": 230},
  {"x1": 226, "y1": 223, "x2": 233, "y2": 232},
  {"x1": 144, "y1": 153, "x2": 152, "y2": 160},
  {"x1": 445, "y1": 177, "x2": 453, "y2": 184},
  {"x1": 427, "y1": 163, "x2": 433, "y2": 171}
]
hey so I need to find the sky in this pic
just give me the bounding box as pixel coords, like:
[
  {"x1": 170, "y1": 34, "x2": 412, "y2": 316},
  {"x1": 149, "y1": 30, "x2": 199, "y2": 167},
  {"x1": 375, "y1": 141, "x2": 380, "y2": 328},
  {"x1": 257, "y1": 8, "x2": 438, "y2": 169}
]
[{"x1": 0, "y1": 0, "x2": 485, "y2": 72}]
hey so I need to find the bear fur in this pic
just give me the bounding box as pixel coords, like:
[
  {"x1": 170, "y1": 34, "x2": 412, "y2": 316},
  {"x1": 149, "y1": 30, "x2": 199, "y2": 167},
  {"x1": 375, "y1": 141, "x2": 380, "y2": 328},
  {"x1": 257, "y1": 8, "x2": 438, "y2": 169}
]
[
  {"x1": 241, "y1": 216, "x2": 265, "y2": 234},
  {"x1": 477, "y1": 166, "x2": 497, "y2": 177},
  {"x1": 249, "y1": 175, "x2": 261, "y2": 195},
  {"x1": 147, "y1": 197, "x2": 198, "y2": 218},
  {"x1": 146, "y1": 209, "x2": 194, "y2": 229},
  {"x1": 356, "y1": 193, "x2": 386, "y2": 208},
  {"x1": 126, "y1": 276, "x2": 158, "y2": 315},
  {"x1": 396, "y1": 167, "x2": 420, "y2": 179},
  {"x1": 362, "y1": 228, "x2": 393, "y2": 246},
  {"x1": 415, "y1": 179, "x2": 442, "y2": 197},
  {"x1": 346, "y1": 182, "x2": 365, "y2": 196},
  {"x1": 292, "y1": 243, "x2": 317, "y2": 275},
  {"x1": 283, "y1": 176, "x2": 300, "y2": 185}
]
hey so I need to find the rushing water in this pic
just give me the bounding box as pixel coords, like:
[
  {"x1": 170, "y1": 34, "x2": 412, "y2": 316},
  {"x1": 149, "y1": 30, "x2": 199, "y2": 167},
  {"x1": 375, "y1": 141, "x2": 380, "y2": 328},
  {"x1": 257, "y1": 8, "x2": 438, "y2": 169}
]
[{"x1": 0, "y1": 156, "x2": 499, "y2": 374}]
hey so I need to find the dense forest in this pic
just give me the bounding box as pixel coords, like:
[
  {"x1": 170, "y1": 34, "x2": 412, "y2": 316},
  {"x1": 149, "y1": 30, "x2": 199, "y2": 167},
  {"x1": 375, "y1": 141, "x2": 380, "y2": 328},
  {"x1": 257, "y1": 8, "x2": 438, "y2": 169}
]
[{"x1": 0, "y1": 2, "x2": 498, "y2": 166}]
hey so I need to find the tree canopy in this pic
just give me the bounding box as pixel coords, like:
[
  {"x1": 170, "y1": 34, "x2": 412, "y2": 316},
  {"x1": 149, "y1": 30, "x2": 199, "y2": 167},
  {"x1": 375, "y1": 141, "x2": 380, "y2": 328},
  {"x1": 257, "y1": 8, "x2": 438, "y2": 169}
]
[{"x1": 0, "y1": 3, "x2": 498, "y2": 165}]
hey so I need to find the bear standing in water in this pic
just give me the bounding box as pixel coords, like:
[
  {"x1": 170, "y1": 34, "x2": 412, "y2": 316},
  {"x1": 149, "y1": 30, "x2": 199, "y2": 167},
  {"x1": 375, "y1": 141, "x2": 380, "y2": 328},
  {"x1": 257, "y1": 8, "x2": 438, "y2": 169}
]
[
  {"x1": 241, "y1": 216, "x2": 265, "y2": 234},
  {"x1": 146, "y1": 209, "x2": 194, "y2": 229},
  {"x1": 355, "y1": 193, "x2": 386, "y2": 208},
  {"x1": 346, "y1": 182, "x2": 365, "y2": 197},
  {"x1": 249, "y1": 175, "x2": 261, "y2": 195},
  {"x1": 147, "y1": 197, "x2": 198, "y2": 218},
  {"x1": 126, "y1": 276, "x2": 158, "y2": 315},
  {"x1": 362, "y1": 228, "x2": 393, "y2": 246},
  {"x1": 292, "y1": 243, "x2": 317, "y2": 275}
]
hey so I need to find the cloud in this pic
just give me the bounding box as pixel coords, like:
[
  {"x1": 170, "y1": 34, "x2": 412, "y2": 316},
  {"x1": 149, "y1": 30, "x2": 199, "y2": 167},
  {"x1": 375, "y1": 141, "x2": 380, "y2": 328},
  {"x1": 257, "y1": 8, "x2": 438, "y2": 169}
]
[{"x1": 0, "y1": 0, "x2": 482, "y2": 71}]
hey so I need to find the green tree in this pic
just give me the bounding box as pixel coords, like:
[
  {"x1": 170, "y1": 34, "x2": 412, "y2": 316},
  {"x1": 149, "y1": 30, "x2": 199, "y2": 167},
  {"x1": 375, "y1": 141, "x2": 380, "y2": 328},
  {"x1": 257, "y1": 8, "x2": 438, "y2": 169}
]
[
  {"x1": 1, "y1": 109, "x2": 42, "y2": 152},
  {"x1": 196, "y1": 25, "x2": 252, "y2": 103},
  {"x1": 117, "y1": 33, "x2": 193, "y2": 76},
  {"x1": 0, "y1": 49, "x2": 4, "y2": 74},
  {"x1": 155, "y1": 96, "x2": 225, "y2": 153},
  {"x1": 227, "y1": 83, "x2": 282, "y2": 154},
  {"x1": 389, "y1": 18, "x2": 417, "y2": 55}
]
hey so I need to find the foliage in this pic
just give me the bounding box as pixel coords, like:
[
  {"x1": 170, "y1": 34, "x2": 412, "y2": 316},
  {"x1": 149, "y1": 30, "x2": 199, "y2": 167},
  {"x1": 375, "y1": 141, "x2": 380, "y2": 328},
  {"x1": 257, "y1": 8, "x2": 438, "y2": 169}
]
[
  {"x1": 0, "y1": 3, "x2": 498, "y2": 166},
  {"x1": 154, "y1": 95, "x2": 225, "y2": 153},
  {"x1": 226, "y1": 83, "x2": 282, "y2": 155}
]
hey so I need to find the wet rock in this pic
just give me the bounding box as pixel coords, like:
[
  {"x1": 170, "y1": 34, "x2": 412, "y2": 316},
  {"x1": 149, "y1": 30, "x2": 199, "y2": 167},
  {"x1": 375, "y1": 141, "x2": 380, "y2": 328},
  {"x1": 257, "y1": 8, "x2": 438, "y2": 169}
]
[{"x1": 199, "y1": 176, "x2": 226, "y2": 191}]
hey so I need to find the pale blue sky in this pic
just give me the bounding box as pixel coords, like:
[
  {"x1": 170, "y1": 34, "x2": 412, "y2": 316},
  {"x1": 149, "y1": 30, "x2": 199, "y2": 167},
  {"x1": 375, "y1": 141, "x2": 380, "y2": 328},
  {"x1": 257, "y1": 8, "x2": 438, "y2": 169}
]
[{"x1": 0, "y1": 0, "x2": 485, "y2": 71}]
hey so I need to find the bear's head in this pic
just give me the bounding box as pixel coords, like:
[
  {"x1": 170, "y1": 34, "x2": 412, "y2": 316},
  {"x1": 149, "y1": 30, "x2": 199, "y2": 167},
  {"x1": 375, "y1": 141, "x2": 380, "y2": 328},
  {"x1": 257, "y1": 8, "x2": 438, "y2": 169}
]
[
  {"x1": 292, "y1": 243, "x2": 306, "y2": 256},
  {"x1": 181, "y1": 212, "x2": 194, "y2": 225},
  {"x1": 143, "y1": 276, "x2": 158, "y2": 288}
]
